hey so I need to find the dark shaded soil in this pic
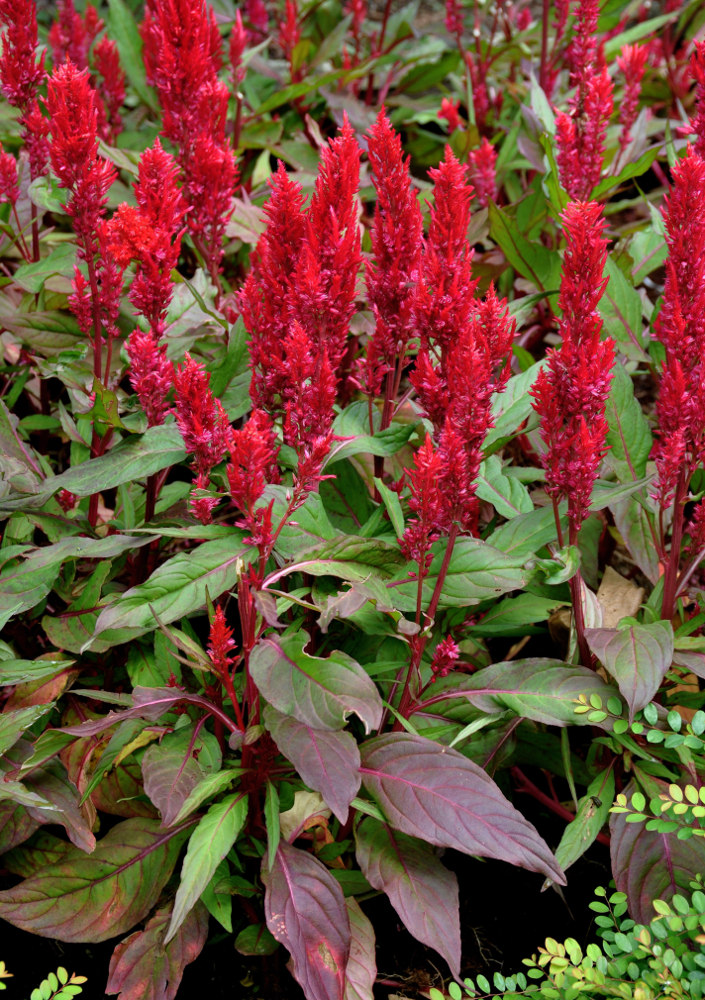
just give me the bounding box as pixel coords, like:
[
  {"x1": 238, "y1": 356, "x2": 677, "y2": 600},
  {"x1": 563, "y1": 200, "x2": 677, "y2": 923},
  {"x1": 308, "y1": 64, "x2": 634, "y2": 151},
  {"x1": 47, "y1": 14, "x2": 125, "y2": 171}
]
[{"x1": 1, "y1": 829, "x2": 610, "y2": 999}]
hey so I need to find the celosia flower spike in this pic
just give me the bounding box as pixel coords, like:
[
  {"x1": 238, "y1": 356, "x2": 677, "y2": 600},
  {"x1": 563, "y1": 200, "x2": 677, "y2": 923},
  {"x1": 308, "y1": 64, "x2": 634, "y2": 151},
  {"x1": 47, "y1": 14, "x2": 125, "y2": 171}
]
[
  {"x1": 0, "y1": 0, "x2": 49, "y2": 182},
  {"x1": 468, "y1": 138, "x2": 497, "y2": 207},
  {"x1": 93, "y1": 37, "x2": 126, "y2": 144},
  {"x1": 531, "y1": 200, "x2": 615, "y2": 539},
  {"x1": 362, "y1": 110, "x2": 423, "y2": 402},
  {"x1": 690, "y1": 41, "x2": 705, "y2": 158},
  {"x1": 208, "y1": 606, "x2": 236, "y2": 679},
  {"x1": 125, "y1": 329, "x2": 174, "y2": 427},
  {"x1": 227, "y1": 409, "x2": 280, "y2": 544},
  {"x1": 173, "y1": 353, "x2": 231, "y2": 477},
  {"x1": 616, "y1": 44, "x2": 648, "y2": 151}
]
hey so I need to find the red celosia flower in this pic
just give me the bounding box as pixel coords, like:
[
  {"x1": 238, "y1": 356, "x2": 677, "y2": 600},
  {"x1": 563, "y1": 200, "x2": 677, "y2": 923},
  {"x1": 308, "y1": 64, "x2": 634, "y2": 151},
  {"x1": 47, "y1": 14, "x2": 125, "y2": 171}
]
[
  {"x1": 556, "y1": 67, "x2": 613, "y2": 199},
  {"x1": 141, "y1": 0, "x2": 222, "y2": 149},
  {"x1": 362, "y1": 110, "x2": 423, "y2": 399},
  {"x1": 207, "y1": 606, "x2": 236, "y2": 678},
  {"x1": 126, "y1": 329, "x2": 174, "y2": 427},
  {"x1": 142, "y1": 0, "x2": 236, "y2": 279},
  {"x1": 445, "y1": 0, "x2": 463, "y2": 36},
  {"x1": 616, "y1": 44, "x2": 648, "y2": 151},
  {"x1": 652, "y1": 148, "x2": 705, "y2": 506},
  {"x1": 400, "y1": 434, "x2": 443, "y2": 568},
  {"x1": 290, "y1": 115, "x2": 361, "y2": 375},
  {"x1": 229, "y1": 9, "x2": 247, "y2": 88},
  {"x1": 240, "y1": 161, "x2": 307, "y2": 411},
  {"x1": 227, "y1": 409, "x2": 279, "y2": 542},
  {"x1": 46, "y1": 60, "x2": 117, "y2": 258},
  {"x1": 105, "y1": 139, "x2": 187, "y2": 338},
  {"x1": 244, "y1": 0, "x2": 269, "y2": 42},
  {"x1": 468, "y1": 137, "x2": 497, "y2": 207},
  {"x1": 57, "y1": 489, "x2": 77, "y2": 512},
  {"x1": 412, "y1": 146, "x2": 477, "y2": 365},
  {"x1": 0, "y1": 144, "x2": 19, "y2": 205},
  {"x1": 431, "y1": 635, "x2": 459, "y2": 679},
  {"x1": 438, "y1": 97, "x2": 462, "y2": 132},
  {"x1": 0, "y1": 0, "x2": 49, "y2": 181},
  {"x1": 686, "y1": 499, "x2": 705, "y2": 558},
  {"x1": 531, "y1": 200, "x2": 615, "y2": 537},
  {"x1": 93, "y1": 36, "x2": 125, "y2": 143},
  {"x1": 464, "y1": 51, "x2": 490, "y2": 131},
  {"x1": 173, "y1": 353, "x2": 231, "y2": 477},
  {"x1": 49, "y1": 0, "x2": 91, "y2": 70},
  {"x1": 279, "y1": 0, "x2": 301, "y2": 79},
  {"x1": 690, "y1": 42, "x2": 705, "y2": 159}
]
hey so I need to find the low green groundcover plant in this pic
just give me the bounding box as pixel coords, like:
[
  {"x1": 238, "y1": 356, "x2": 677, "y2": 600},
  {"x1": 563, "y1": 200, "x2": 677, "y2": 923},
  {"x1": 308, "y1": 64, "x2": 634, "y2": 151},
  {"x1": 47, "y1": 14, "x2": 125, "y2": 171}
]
[
  {"x1": 0, "y1": 965, "x2": 86, "y2": 1000},
  {"x1": 1, "y1": 0, "x2": 705, "y2": 997}
]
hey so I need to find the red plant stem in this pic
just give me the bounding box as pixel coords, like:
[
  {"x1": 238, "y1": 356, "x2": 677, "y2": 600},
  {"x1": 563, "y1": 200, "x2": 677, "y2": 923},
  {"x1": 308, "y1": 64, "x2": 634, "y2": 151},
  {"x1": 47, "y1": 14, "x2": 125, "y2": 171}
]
[
  {"x1": 30, "y1": 203, "x2": 39, "y2": 262},
  {"x1": 661, "y1": 468, "x2": 687, "y2": 621},
  {"x1": 395, "y1": 524, "x2": 460, "y2": 724},
  {"x1": 675, "y1": 544, "x2": 705, "y2": 598},
  {"x1": 144, "y1": 472, "x2": 159, "y2": 524},
  {"x1": 233, "y1": 94, "x2": 243, "y2": 150},
  {"x1": 511, "y1": 766, "x2": 611, "y2": 847},
  {"x1": 11, "y1": 205, "x2": 31, "y2": 260},
  {"x1": 376, "y1": 0, "x2": 394, "y2": 54},
  {"x1": 539, "y1": 0, "x2": 550, "y2": 92},
  {"x1": 552, "y1": 497, "x2": 564, "y2": 549}
]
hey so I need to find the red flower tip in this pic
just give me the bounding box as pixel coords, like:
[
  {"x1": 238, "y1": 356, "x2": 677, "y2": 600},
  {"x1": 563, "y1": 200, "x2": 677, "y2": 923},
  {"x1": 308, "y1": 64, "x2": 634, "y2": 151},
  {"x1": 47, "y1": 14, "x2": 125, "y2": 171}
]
[
  {"x1": 173, "y1": 353, "x2": 231, "y2": 476},
  {"x1": 208, "y1": 605, "x2": 236, "y2": 677},
  {"x1": 431, "y1": 635, "x2": 459, "y2": 679},
  {"x1": 439, "y1": 97, "x2": 462, "y2": 133}
]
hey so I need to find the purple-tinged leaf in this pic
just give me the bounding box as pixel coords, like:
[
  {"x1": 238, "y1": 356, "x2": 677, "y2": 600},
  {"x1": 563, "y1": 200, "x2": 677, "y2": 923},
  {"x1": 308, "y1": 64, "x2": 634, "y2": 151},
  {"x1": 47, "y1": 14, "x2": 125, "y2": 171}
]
[
  {"x1": 263, "y1": 841, "x2": 351, "y2": 1000},
  {"x1": 3, "y1": 831, "x2": 73, "y2": 877},
  {"x1": 106, "y1": 901, "x2": 209, "y2": 1000},
  {"x1": 141, "y1": 724, "x2": 221, "y2": 828},
  {"x1": 612, "y1": 495, "x2": 661, "y2": 585},
  {"x1": 355, "y1": 816, "x2": 460, "y2": 978},
  {"x1": 264, "y1": 706, "x2": 361, "y2": 823},
  {"x1": 0, "y1": 817, "x2": 192, "y2": 942},
  {"x1": 343, "y1": 898, "x2": 376, "y2": 1000},
  {"x1": 0, "y1": 801, "x2": 40, "y2": 853},
  {"x1": 264, "y1": 536, "x2": 405, "y2": 589},
  {"x1": 610, "y1": 782, "x2": 705, "y2": 924},
  {"x1": 420, "y1": 659, "x2": 618, "y2": 727},
  {"x1": 23, "y1": 758, "x2": 96, "y2": 853},
  {"x1": 166, "y1": 793, "x2": 248, "y2": 944},
  {"x1": 251, "y1": 634, "x2": 383, "y2": 733},
  {"x1": 360, "y1": 734, "x2": 564, "y2": 884},
  {"x1": 586, "y1": 621, "x2": 674, "y2": 720}
]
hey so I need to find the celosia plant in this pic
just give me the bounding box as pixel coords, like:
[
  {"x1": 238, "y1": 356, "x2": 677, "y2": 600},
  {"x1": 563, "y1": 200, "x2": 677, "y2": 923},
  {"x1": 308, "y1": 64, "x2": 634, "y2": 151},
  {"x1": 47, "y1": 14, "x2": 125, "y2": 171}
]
[{"x1": 1, "y1": 2, "x2": 705, "y2": 999}]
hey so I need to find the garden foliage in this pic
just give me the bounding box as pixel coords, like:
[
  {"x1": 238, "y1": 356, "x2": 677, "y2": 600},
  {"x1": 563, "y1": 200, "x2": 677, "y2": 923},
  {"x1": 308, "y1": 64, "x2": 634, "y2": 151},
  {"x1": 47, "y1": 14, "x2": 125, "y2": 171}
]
[{"x1": 0, "y1": 0, "x2": 705, "y2": 997}]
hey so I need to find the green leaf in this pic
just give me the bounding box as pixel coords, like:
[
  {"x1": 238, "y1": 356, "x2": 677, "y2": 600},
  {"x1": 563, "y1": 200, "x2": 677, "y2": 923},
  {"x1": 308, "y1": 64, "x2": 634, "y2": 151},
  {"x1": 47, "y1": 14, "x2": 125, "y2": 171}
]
[
  {"x1": 166, "y1": 794, "x2": 248, "y2": 944},
  {"x1": 13, "y1": 245, "x2": 76, "y2": 294},
  {"x1": 605, "y1": 365, "x2": 652, "y2": 481},
  {"x1": 0, "y1": 818, "x2": 190, "y2": 942},
  {"x1": 264, "y1": 781, "x2": 280, "y2": 871},
  {"x1": 554, "y1": 770, "x2": 616, "y2": 872},
  {"x1": 586, "y1": 621, "x2": 675, "y2": 721},
  {"x1": 89, "y1": 535, "x2": 251, "y2": 647},
  {"x1": 599, "y1": 257, "x2": 649, "y2": 363},
  {"x1": 484, "y1": 361, "x2": 544, "y2": 449},
  {"x1": 106, "y1": 0, "x2": 157, "y2": 110},
  {"x1": 476, "y1": 455, "x2": 533, "y2": 519},
  {"x1": 0, "y1": 535, "x2": 151, "y2": 629},
  {"x1": 425, "y1": 659, "x2": 618, "y2": 727},
  {"x1": 488, "y1": 203, "x2": 561, "y2": 291},
  {"x1": 329, "y1": 402, "x2": 416, "y2": 465},
  {"x1": 486, "y1": 505, "x2": 559, "y2": 558},
  {"x1": 374, "y1": 478, "x2": 405, "y2": 538},
  {"x1": 169, "y1": 768, "x2": 242, "y2": 827},
  {"x1": 266, "y1": 535, "x2": 404, "y2": 589},
  {"x1": 391, "y1": 538, "x2": 528, "y2": 611}
]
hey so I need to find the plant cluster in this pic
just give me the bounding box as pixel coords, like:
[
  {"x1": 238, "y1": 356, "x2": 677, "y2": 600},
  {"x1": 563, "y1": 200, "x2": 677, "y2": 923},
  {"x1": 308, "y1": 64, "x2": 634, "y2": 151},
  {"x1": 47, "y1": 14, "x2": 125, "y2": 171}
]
[
  {"x1": 0, "y1": 0, "x2": 705, "y2": 998},
  {"x1": 430, "y1": 883, "x2": 705, "y2": 1000}
]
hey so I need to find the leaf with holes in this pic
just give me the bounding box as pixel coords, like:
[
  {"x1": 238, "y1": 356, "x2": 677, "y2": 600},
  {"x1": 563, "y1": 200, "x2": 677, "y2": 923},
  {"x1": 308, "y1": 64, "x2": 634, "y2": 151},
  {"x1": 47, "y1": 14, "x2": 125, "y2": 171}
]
[
  {"x1": 355, "y1": 816, "x2": 460, "y2": 977},
  {"x1": 360, "y1": 733, "x2": 564, "y2": 883},
  {"x1": 0, "y1": 817, "x2": 191, "y2": 941},
  {"x1": 264, "y1": 706, "x2": 361, "y2": 824},
  {"x1": 250, "y1": 633, "x2": 383, "y2": 733},
  {"x1": 106, "y1": 901, "x2": 209, "y2": 1000},
  {"x1": 585, "y1": 621, "x2": 674, "y2": 720},
  {"x1": 263, "y1": 841, "x2": 350, "y2": 1000}
]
